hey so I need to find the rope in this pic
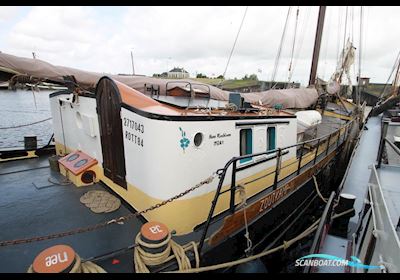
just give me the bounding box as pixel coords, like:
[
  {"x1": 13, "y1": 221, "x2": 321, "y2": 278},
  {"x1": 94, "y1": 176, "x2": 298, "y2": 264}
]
[
  {"x1": 312, "y1": 175, "x2": 328, "y2": 203},
  {"x1": 27, "y1": 253, "x2": 106, "y2": 273},
  {"x1": 134, "y1": 232, "x2": 199, "y2": 273},
  {"x1": 167, "y1": 208, "x2": 355, "y2": 273},
  {"x1": 236, "y1": 185, "x2": 252, "y2": 256},
  {"x1": 0, "y1": 117, "x2": 52, "y2": 129}
]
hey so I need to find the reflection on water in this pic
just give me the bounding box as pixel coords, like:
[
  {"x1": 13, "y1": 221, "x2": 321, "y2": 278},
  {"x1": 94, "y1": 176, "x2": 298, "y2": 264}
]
[{"x1": 0, "y1": 89, "x2": 54, "y2": 150}]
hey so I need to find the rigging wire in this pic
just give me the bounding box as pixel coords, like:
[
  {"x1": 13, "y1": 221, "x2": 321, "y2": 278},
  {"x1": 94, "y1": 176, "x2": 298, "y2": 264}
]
[
  {"x1": 269, "y1": 6, "x2": 292, "y2": 89},
  {"x1": 286, "y1": 6, "x2": 300, "y2": 86},
  {"x1": 336, "y1": 7, "x2": 343, "y2": 65},
  {"x1": 352, "y1": 7, "x2": 357, "y2": 92},
  {"x1": 342, "y1": 6, "x2": 349, "y2": 67},
  {"x1": 378, "y1": 52, "x2": 400, "y2": 99},
  {"x1": 391, "y1": 54, "x2": 400, "y2": 97},
  {"x1": 356, "y1": 6, "x2": 363, "y2": 106},
  {"x1": 319, "y1": 6, "x2": 332, "y2": 81},
  {"x1": 217, "y1": 6, "x2": 249, "y2": 88},
  {"x1": 351, "y1": 6, "x2": 354, "y2": 43},
  {"x1": 291, "y1": 6, "x2": 311, "y2": 81}
]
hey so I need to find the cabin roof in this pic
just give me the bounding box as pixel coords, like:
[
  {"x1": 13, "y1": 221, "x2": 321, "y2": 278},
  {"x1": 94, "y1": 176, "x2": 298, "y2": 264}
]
[{"x1": 114, "y1": 80, "x2": 295, "y2": 119}]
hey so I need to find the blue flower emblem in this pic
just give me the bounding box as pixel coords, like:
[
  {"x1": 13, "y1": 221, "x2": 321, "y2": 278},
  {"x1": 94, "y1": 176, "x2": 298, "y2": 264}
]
[{"x1": 179, "y1": 127, "x2": 190, "y2": 152}]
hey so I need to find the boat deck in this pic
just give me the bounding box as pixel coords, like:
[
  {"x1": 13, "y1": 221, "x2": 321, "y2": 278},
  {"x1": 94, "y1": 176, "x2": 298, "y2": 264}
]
[
  {"x1": 0, "y1": 156, "x2": 142, "y2": 273},
  {"x1": 315, "y1": 115, "x2": 381, "y2": 273},
  {"x1": 377, "y1": 165, "x2": 400, "y2": 238},
  {"x1": 341, "y1": 115, "x2": 382, "y2": 234}
]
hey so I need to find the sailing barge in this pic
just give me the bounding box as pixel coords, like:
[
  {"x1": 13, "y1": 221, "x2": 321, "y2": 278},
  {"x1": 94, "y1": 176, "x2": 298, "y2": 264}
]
[
  {"x1": 0, "y1": 72, "x2": 362, "y2": 272},
  {"x1": 0, "y1": 6, "x2": 365, "y2": 272}
]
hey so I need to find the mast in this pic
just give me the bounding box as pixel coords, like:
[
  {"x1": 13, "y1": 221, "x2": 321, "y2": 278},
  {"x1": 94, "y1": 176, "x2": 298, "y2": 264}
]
[
  {"x1": 130, "y1": 50, "x2": 135, "y2": 75},
  {"x1": 308, "y1": 6, "x2": 326, "y2": 86}
]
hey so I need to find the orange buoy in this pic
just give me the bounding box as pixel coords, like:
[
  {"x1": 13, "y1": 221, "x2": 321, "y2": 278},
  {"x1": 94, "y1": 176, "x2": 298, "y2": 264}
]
[{"x1": 32, "y1": 244, "x2": 76, "y2": 273}]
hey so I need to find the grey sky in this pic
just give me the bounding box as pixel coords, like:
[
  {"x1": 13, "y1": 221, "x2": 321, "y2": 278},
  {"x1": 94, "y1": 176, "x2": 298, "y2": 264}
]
[{"x1": 0, "y1": 6, "x2": 398, "y2": 86}]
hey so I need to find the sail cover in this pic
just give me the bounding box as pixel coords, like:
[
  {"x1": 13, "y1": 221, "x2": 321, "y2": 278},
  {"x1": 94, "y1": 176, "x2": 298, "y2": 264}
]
[{"x1": 0, "y1": 52, "x2": 318, "y2": 109}]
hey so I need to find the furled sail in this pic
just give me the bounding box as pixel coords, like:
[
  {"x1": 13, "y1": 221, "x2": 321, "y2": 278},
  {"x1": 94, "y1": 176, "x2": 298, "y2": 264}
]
[
  {"x1": 327, "y1": 39, "x2": 356, "y2": 97},
  {"x1": 0, "y1": 52, "x2": 318, "y2": 109}
]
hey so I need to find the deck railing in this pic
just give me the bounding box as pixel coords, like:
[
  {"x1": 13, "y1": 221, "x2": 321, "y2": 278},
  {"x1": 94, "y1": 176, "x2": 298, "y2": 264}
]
[
  {"x1": 377, "y1": 120, "x2": 400, "y2": 168},
  {"x1": 303, "y1": 191, "x2": 336, "y2": 273},
  {"x1": 198, "y1": 117, "x2": 356, "y2": 253}
]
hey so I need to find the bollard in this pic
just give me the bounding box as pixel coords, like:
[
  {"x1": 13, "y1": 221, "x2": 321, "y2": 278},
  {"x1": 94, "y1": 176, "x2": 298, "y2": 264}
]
[
  {"x1": 31, "y1": 244, "x2": 76, "y2": 273},
  {"x1": 48, "y1": 155, "x2": 60, "y2": 172},
  {"x1": 24, "y1": 136, "x2": 37, "y2": 150},
  {"x1": 139, "y1": 221, "x2": 170, "y2": 254},
  {"x1": 331, "y1": 193, "x2": 356, "y2": 238}
]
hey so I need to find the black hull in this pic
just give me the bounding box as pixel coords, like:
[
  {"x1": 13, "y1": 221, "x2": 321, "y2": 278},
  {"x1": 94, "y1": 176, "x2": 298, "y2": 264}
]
[{"x1": 199, "y1": 143, "x2": 351, "y2": 272}]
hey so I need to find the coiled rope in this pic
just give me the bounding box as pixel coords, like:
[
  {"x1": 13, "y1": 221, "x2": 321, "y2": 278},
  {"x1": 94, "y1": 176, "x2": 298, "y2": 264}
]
[
  {"x1": 134, "y1": 232, "x2": 200, "y2": 273},
  {"x1": 27, "y1": 253, "x2": 106, "y2": 273}
]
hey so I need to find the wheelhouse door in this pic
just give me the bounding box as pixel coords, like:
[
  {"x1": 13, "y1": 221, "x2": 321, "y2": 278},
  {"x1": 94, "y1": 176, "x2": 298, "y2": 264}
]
[{"x1": 96, "y1": 77, "x2": 127, "y2": 189}]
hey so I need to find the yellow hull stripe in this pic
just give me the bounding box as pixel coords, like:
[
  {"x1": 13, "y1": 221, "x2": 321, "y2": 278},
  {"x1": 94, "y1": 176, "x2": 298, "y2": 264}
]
[{"x1": 54, "y1": 130, "x2": 343, "y2": 235}]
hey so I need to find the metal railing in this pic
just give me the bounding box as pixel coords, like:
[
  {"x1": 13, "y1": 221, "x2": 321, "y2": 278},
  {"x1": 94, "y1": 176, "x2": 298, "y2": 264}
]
[
  {"x1": 198, "y1": 118, "x2": 356, "y2": 253},
  {"x1": 365, "y1": 165, "x2": 400, "y2": 272},
  {"x1": 377, "y1": 120, "x2": 400, "y2": 168},
  {"x1": 303, "y1": 191, "x2": 336, "y2": 273}
]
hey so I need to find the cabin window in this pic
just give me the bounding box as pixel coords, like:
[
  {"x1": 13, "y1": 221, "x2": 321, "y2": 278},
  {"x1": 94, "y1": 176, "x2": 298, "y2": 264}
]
[
  {"x1": 267, "y1": 127, "x2": 276, "y2": 151},
  {"x1": 240, "y1": 128, "x2": 253, "y2": 163}
]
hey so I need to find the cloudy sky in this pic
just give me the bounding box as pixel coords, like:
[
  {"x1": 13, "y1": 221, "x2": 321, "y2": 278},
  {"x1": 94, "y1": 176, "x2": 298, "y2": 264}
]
[{"x1": 0, "y1": 6, "x2": 398, "y2": 86}]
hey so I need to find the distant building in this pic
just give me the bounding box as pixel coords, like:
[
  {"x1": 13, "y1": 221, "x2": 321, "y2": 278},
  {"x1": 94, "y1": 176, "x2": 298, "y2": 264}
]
[
  {"x1": 167, "y1": 67, "x2": 189, "y2": 79},
  {"x1": 357, "y1": 76, "x2": 370, "y2": 87}
]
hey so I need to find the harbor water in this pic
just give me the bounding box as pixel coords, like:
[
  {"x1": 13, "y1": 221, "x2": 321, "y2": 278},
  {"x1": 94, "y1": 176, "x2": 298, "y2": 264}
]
[{"x1": 0, "y1": 89, "x2": 53, "y2": 150}]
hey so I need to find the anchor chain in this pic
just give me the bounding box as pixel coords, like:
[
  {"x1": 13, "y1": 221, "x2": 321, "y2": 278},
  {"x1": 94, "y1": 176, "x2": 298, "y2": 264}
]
[{"x1": 0, "y1": 172, "x2": 218, "y2": 247}]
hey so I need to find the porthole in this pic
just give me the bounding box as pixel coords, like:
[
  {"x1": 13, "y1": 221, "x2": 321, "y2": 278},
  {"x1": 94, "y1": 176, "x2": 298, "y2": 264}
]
[{"x1": 194, "y1": 133, "x2": 203, "y2": 147}]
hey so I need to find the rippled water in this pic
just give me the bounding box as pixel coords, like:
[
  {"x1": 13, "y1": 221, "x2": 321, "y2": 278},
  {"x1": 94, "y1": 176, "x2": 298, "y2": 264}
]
[{"x1": 0, "y1": 89, "x2": 54, "y2": 150}]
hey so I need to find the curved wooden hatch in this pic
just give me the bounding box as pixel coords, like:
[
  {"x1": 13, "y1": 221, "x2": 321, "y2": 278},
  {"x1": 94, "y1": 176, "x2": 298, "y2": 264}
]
[{"x1": 95, "y1": 77, "x2": 127, "y2": 189}]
